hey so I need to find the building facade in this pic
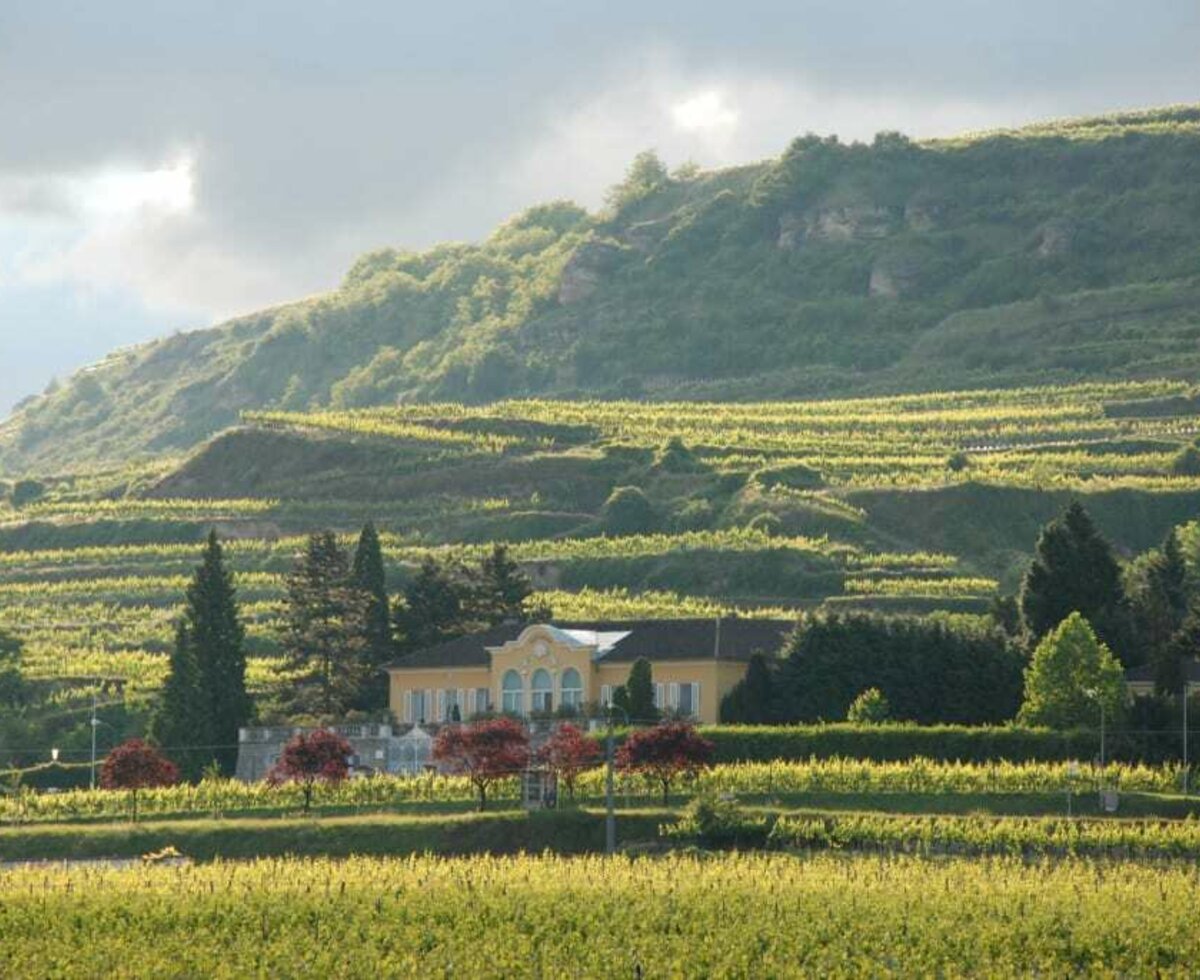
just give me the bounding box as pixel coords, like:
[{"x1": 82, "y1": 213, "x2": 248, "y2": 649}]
[
  {"x1": 235, "y1": 723, "x2": 433, "y2": 781},
  {"x1": 385, "y1": 619, "x2": 793, "y2": 726}
]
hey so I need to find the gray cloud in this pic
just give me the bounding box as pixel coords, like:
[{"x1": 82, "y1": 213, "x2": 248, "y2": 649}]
[{"x1": 1, "y1": 0, "x2": 1199, "y2": 410}]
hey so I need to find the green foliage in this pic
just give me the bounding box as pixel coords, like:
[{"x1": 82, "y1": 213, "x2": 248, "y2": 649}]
[
  {"x1": 777, "y1": 614, "x2": 1023, "y2": 724},
  {"x1": 13, "y1": 106, "x2": 1200, "y2": 474},
  {"x1": 846, "y1": 687, "x2": 890, "y2": 724},
  {"x1": 9, "y1": 480, "x2": 45, "y2": 508},
  {"x1": 350, "y1": 522, "x2": 392, "y2": 708},
  {"x1": 601, "y1": 486, "x2": 657, "y2": 535},
  {"x1": 1171, "y1": 446, "x2": 1200, "y2": 476},
  {"x1": 624, "y1": 657, "x2": 659, "y2": 724},
  {"x1": 0, "y1": 630, "x2": 26, "y2": 709},
  {"x1": 719, "y1": 653, "x2": 775, "y2": 724},
  {"x1": 1018, "y1": 613, "x2": 1126, "y2": 729},
  {"x1": 1020, "y1": 501, "x2": 1127, "y2": 655}
]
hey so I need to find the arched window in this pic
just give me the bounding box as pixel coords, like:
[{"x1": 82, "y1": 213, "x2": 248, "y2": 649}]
[
  {"x1": 531, "y1": 668, "x2": 553, "y2": 714},
  {"x1": 560, "y1": 668, "x2": 583, "y2": 710},
  {"x1": 501, "y1": 670, "x2": 524, "y2": 715}
]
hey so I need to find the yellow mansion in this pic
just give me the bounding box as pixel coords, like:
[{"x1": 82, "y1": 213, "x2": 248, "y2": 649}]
[{"x1": 386, "y1": 619, "x2": 792, "y2": 726}]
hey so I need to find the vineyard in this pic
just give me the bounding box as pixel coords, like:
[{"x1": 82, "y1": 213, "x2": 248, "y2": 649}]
[
  {"x1": 4, "y1": 852, "x2": 1200, "y2": 976},
  {"x1": 4, "y1": 379, "x2": 1200, "y2": 705},
  {"x1": 1, "y1": 758, "x2": 1187, "y2": 823}
]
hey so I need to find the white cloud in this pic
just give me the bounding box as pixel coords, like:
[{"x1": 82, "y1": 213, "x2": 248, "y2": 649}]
[{"x1": 672, "y1": 90, "x2": 739, "y2": 134}]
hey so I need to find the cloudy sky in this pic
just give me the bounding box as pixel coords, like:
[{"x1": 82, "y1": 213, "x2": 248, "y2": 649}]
[{"x1": 2, "y1": 2, "x2": 1198, "y2": 415}]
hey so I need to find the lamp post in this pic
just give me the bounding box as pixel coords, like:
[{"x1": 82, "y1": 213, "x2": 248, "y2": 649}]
[
  {"x1": 1184, "y1": 681, "x2": 1190, "y2": 797},
  {"x1": 605, "y1": 703, "x2": 630, "y2": 856},
  {"x1": 1082, "y1": 687, "x2": 1105, "y2": 768}
]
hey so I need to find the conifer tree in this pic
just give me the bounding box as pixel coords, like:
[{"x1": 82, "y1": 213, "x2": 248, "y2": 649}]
[
  {"x1": 1020, "y1": 501, "x2": 1126, "y2": 652},
  {"x1": 150, "y1": 622, "x2": 207, "y2": 780},
  {"x1": 624, "y1": 657, "x2": 659, "y2": 723},
  {"x1": 471, "y1": 543, "x2": 535, "y2": 626},
  {"x1": 284, "y1": 531, "x2": 369, "y2": 718},
  {"x1": 189, "y1": 531, "x2": 252, "y2": 772},
  {"x1": 1131, "y1": 530, "x2": 1192, "y2": 688},
  {"x1": 720, "y1": 652, "x2": 775, "y2": 723},
  {"x1": 393, "y1": 557, "x2": 466, "y2": 654},
  {"x1": 152, "y1": 532, "x2": 251, "y2": 776},
  {"x1": 351, "y1": 522, "x2": 392, "y2": 708}
]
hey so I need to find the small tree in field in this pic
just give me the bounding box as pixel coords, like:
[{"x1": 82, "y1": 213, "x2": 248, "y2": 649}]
[
  {"x1": 847, "y1": 687, "x2": 890, "y2": 724},
  {"x1": 616, "y1": 721, "x2": 714, "y2": 806},
  {"x1": 433, "y1": 718, "x2": 529, "y2": 811},
  {"x1": 100, "y1": 739, "x2": 179, "y2": 822},
  {"x1": 1018, "y1": 612, "x2": 1126, "y2": 729},
  {"x1": 537, "y1": 723, "x2": 602, "y2": 801},
  {"x1": 267, "y1": 729, "x2": 352, "y2": 814}
]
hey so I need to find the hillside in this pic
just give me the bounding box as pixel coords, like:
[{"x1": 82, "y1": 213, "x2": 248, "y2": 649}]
[
  {"x1": 4, "y1": 105, "x2": 1200, "y2": 474},
  {"x1": 5, "y1": 380, "x2": 1200, "y2": 708}
]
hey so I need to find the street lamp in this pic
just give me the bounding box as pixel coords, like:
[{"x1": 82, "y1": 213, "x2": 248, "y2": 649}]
[
  {"x1": 604, "y1": 702, "x2": 630, "y2": 856},
  {"x1": 1082, "y1": 687, "x2": 1105, "y2": 768}
]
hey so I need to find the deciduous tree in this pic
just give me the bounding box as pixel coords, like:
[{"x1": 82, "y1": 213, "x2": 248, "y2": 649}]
[
  {"x1": 100, "y1": 739, "x2": 179, "y2": 822},
  {"x1": 432, "y1": 717, "x2": 529, "y2": 811},
  {"x1": 1017, "y1": 612, "x2": 1126, "y2": 729},
  {"x1": 537, "y1": 723, "x2": 601, "y2": 800},
  {"x1": 616, "y1": 721, "x2": 714, "y2": 805},
  {"x1": 266, "y1": 729, "x2": 352, "y2": 814}
]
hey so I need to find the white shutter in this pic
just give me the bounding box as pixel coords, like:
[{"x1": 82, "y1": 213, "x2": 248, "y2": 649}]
[
  {"x1": 691, "y1": 682, "x2": 701, "y2": 719},
  {"x1": 426, "y1": 690, "x2": 435, "y2": 723},
  {"x1": 668, "y1": 682, "x2": 680, "y2": 710},
  {"x1": 654, "y1": 683, "x2": 664, "y2": 709},
  {"x1": 457, "y1": 689, "x2": 465, "y2": 718},
  {"x1": 436, "y1": 690, "x2": 446, "y2": 721},
  {"x1": 404, "y1": 690, "x2": 413, "y2": 724},
  {"x1": 600, "y1": 684, "x2": 612, "y2": 707}
]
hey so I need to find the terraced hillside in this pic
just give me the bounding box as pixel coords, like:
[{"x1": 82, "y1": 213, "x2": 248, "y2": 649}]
[
  {"x1": 3, "y1": 380, "x2": 1200, "y2": 717},
  {"x1": 5, "y1": 106, "x2": 1200, "y2": 473}
]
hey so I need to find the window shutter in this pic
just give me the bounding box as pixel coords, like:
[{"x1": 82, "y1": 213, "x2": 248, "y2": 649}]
[
  {"x1": 692, "y1": 682, "x2": 701, "y2": 718},
  {"x1": 426, "y1": 690, "x2": 435, "y2": 722},
  {"x1": 404, "y1": 690, "x2": 413, "y2": 724},
  {"x1": 601, "y1": 684, "x2": 612, "y2": 707},
  {"x1": 654, "y1": 683, "x2": 664, "y2": 709},
  {"x1": 457, "y1": 689, "x2": 465, "y2": 716},
  {"x1": 436, "y1": 690, "x2": 446, "y2": 721},
  {"x1": 668, "y1": 682, "x2": 680, "y2": 709}
]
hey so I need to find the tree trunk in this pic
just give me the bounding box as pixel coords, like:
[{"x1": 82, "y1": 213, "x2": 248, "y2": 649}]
[
  {"x1": 478, "y1": 782, "x2": 487, "y2": 812},
  {"x1": 662, "y1": 780, "x2": 670, "y2": 807},
  {"x1": 131, "y1": 789, "x2": 139, "y2": 823},
  {"x1": 303, "y1": 782, "x2": 313, "y2": 815}
]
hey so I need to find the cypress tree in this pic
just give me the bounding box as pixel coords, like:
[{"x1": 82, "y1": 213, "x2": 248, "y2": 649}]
[
  {"x1": 189, "y1": 531, "x2": 251, "y2": 774},
  {"x1": 1019, "y1": 501, "x2": 1125, "y2": 650},
  {"x1": 150, "y1": 533, "x2": 250, "y2": 777},
  {"x1": 720, "y1": 652, "x2": 775, "y2": 723},
  {"x1": 351, "y1": 522, "x2": 392, "y2": 708},
  {"x1": 1132, "y1": 530, "x2": 1192, "y2": 688},
  {"x1": 624, "y1": 657, "x2": 659, "y2": 723},
  {"x1": 150, "y1": 622, "x2": 208, "y2": 780},
  {"x1": 284, "y1": 531, "x2": 369, "y2": 718}
]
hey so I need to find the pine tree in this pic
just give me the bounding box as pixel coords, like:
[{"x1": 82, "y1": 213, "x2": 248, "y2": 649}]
[
  {"x1": 284, "y1": 531, "x2": 369, "y2": 718},
  {"x1": 624, "y1": 657, "x2": 659, "y2": 723},
  {"x1": 1131, "y1": 530, "x2": 1192, "y2": 688},
  {"x1": 351, "y1": 522, "x2": 392, "y2": 709},
  {"x1": 394, "y1": 557, "x2": 466, "y2": 654},
  {"x1": 1020, "y1": 501, "x2": 1126, "y2": 653},
  {"x1": 150, "y1": 622, "x2": 208, "y2": 780},
  {"x1": 471, "y1": 544, "x2": 534, "y2": 626}
]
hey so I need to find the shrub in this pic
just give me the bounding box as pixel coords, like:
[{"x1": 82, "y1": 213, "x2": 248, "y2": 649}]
[
  {"x1": 846, "y1": 688, "x2": 890, "y2": 724},
  {"x1": 601, "y1": 487, "x2": 657, "y2": 534}
]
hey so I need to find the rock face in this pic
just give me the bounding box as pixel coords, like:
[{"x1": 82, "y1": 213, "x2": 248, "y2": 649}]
[
  {"x1": 1035, "y1": 219, "x2": 1074, "y2": 258},
  {"x1": 778, "y1": 203, "x2": 899, "y2": 250},
  {"x1": 868, "y1": 255, "x2": 924, "y2": 298},
  {"x1": 557, "y1": 242, "x2": 624, "y2": 305}
]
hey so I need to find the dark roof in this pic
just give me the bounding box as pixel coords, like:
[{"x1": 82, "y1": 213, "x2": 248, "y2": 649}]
[
  {"x1": 387, "y1": 618, "x2": 796, "y2": 670},
  {"x1": 1126, "y1": 660, "x2": 1200, "y2": 684}
]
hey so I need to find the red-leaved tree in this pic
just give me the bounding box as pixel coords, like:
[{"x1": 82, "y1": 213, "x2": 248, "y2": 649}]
[
  {"x1": 537, "y1": 723, "x2": 601, "y2": 801},
  {"x1": 266, "y1": 729, "x2": 352, "y2": 814},
  {"x1": 100, "y1": 738, "x2": 180, "y2": 822},
  {"x1": 433, "y1": 717, "x2": 529, "y2": 811},
  {"x1": 615, "y1": 721, "x2": 714, "y2": 805}
]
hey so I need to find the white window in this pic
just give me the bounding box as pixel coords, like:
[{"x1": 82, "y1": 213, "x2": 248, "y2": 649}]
[
  {"x1": 600, "y1": 684, "x2": 613, "y2": 707},
  {"x1": 404, "y1": 690, "x2": 413, "y2": 723},
  {"x1": 474, "y1": 687, "x2": 490, "y2": 715},
  {"x1": 668, "y1": 682, "x2": 680, "y2": 710},
  {"x1": 410, "y1": 690, "x2": 427, "y2": 724},
  {"x1": 653, "y1": 683, "x2": 664, "y2": 710},
  {"x1": 679, "y1": 682, "x2": 700, "y2": 718},
  {"x1": 531, "y1": 668, "x2": 553, "y2": 713},
  {"x1": 502, "y1": 670, "x2": 524, "y2": 715},
  {"x1": 561, "y1": 668, "x2": 583, "y2": 710},
  {"x1": 442, "y1": 688, "x2": 461, "y2": 722}
]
